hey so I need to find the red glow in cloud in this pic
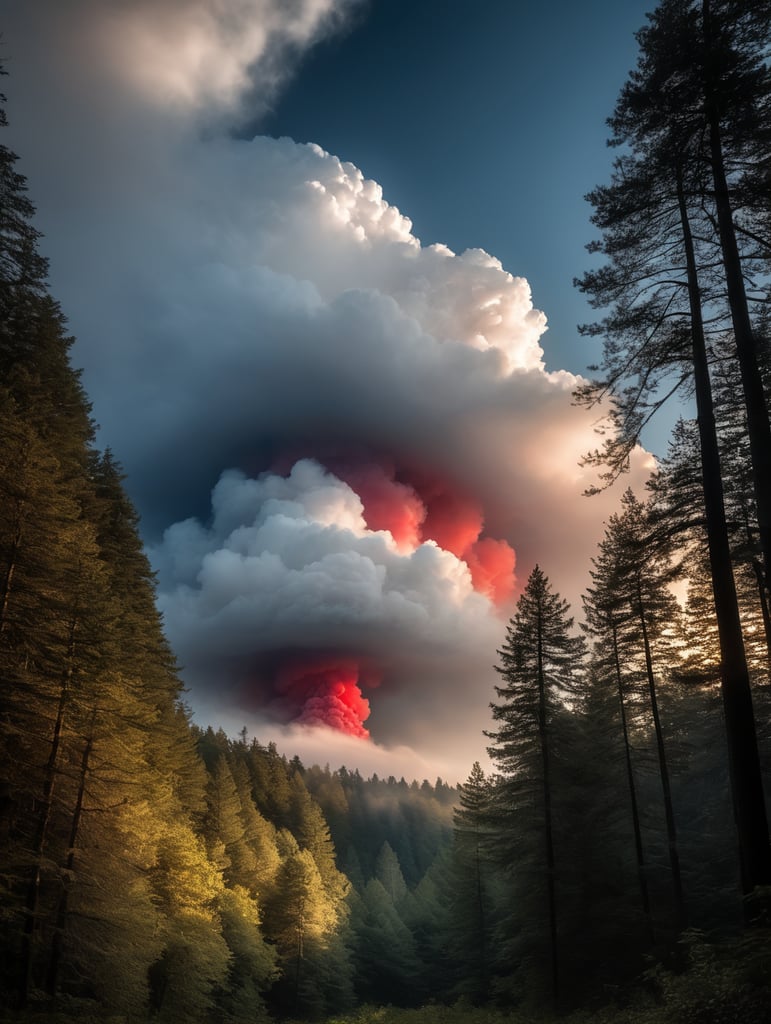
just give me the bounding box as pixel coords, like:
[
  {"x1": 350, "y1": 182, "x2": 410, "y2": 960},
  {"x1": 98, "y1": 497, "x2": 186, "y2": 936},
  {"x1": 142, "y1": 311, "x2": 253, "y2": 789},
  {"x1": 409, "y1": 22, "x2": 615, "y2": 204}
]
[
  {"x1": 416, "y1": 478, "x2": 517, "y2": 603},
  {"x1": 275, "y1": 449, "x2": 518, "y2": 608},
  {"x1": 466, "y1": 537, "x2": 517, "y2": 604},
  {"x1": 420, "y1": 489, "x2": 484, "y2": 558},
  {"x1": 275, "y1": 658, "x2": 380, "y2": 739},
  {"x1": 331, "y1": 462, "x2": 425, "y2": 550}
]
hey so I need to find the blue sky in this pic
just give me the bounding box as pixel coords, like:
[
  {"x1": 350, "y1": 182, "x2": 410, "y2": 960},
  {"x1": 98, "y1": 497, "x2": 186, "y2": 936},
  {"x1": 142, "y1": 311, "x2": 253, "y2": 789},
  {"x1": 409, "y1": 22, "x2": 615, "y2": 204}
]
[{"x1": 258, "y1": 0, "x2": 655, "y2": 377}]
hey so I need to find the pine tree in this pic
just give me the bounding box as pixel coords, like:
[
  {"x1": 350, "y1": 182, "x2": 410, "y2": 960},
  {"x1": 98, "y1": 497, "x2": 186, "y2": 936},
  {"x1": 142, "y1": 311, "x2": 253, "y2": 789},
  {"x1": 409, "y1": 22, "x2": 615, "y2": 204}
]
[
  {"x1": 449, "y1": 762, "x2": 497, "y2": 1002},
  {"x1": 0, "y1": 72, "x2": 47, "y2": 303},
  {"x1": 584, "y1": 491, "x2": 688, "y2": 933},
  {"x1": 147, "y1": 823, "x2": 231, "y2": 1023},
  {"x1": 214, "y1": 885, "x2": 277, "y2": 1024},
  {"x1": 288, "y1": 770, "x2": 349, "y2": 906},
  {"x1": 575, "y1": 0, "x2": 771, "y2": 903},
  {"x1": 401, "y1": 848, "x2": 454, "y2": 1003},
  {"x1": 230, "y1": 757, "x2": 282, "y2": 901},
  {"x1": 263, "y1": 839, "x2": 340, "y2": 1017},
  {"x1": 559, "y1": 666, "x2": 655, "y2": 989},
  {"x1": 486, "y1": 566, "x2": 585, "y2": 1008},
  {"x1": 374, "y1": 840, "x2": 408, "y2": 906},
  {"x1": 351, "y1": 877, "x2": 419, "y2": 1005}
]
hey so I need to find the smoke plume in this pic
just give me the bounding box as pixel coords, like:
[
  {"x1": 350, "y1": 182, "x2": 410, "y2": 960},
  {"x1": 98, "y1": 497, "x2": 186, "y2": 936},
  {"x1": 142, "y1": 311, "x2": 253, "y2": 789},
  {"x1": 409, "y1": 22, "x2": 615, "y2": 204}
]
[{"x1": 3, "y1": 0, "x2": 654, "y2": 776}]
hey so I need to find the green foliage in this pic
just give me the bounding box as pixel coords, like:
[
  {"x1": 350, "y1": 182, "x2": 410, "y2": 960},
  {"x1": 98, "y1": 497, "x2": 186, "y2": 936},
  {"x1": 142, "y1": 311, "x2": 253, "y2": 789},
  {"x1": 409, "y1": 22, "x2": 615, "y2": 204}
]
[
  {"x1": 485, "y1": 567, "x2": 586, "y2": 1004},
  {"x1": 351, "y1": 878, "x2": 419, "y2": 1005},
  {"x1": 214, "y1": 885, "x2": 277, "y2": 1023},
  {"x1": 374, "y1": 841, "x2": 408, "y2": 905},
  {"x1": 641, "y1": 927, "x2": 771, "y2": 1024},
  {"x1": 307, "y1": 766, "x2": 456, "y2": 889}
]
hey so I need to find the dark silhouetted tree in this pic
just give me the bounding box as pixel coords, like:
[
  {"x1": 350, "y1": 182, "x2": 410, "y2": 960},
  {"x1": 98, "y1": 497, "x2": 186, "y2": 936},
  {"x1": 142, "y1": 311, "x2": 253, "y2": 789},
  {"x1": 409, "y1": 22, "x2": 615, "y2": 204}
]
[
  {"x1": 486, "y1": 566, "x2": 585, "y2": 1008},
  {"x1": 575, "y1": 0, "x2": 771, "y2": 902}
]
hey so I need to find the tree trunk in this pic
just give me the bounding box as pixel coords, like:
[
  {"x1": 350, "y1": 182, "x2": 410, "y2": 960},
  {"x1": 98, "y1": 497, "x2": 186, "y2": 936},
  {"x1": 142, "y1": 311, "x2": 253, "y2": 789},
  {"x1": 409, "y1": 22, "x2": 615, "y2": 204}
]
[
  {"x1": 472, "y1": 825, "x2": 488, "y2": 993},
  {"x1": 0, "y1": 514, "x2": 23, "y2": 634},
  {"x1": 46, "y1": 710, "x2": 96, "y2": 998},
  {"x1": 702, "y1": 0, "x2": 771, "y2": 611},
  {"x1": 611, "y1": 618, "x2": 654, "y2": 943},
  {"x1": 635, "y1": 576, "x2": 686, "y2": 932},
  {"x1": 536, "y1": 602, "x2": 559, "y2": 1008},
  {"x1": 676, "y1": 159, "x2": 771, "y2": 904},
  {"x1": 750, "y1": 558, "x2": 771, "y2": 676},
  {"x1": 18, "y1": 612, "x2": 78, "y2": 1004}
]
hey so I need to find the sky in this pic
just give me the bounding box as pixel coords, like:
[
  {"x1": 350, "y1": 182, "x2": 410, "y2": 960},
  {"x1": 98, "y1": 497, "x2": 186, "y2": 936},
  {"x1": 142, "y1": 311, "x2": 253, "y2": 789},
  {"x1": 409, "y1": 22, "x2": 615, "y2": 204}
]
[{"x1": 2, "y1": 0, "x2": 660, "y2": 783}]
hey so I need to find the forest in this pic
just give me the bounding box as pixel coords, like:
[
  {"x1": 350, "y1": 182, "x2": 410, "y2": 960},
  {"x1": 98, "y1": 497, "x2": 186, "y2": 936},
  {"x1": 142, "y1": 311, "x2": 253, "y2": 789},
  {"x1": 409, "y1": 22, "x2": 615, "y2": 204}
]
[{"x1": 2, "y1": 0, "x2": 771, "y2": 1021}]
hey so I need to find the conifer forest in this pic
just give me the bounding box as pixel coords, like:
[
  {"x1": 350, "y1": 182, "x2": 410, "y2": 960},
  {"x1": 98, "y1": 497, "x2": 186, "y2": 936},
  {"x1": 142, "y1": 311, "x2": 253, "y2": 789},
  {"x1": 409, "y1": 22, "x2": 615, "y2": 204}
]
[{"x1": 2, "y1": 1, "x2": 771, "y2": 1021}]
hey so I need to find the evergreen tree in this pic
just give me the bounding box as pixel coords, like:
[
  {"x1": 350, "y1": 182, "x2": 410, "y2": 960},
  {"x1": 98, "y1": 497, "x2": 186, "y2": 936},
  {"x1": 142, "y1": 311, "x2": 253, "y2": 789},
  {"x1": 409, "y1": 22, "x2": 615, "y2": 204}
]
[
  {"x1": 575, "y1": 0, "x2": 771, "y2": 902},
  {"x1": 584, "y1": 491, "x2": 688, "y2": 933},
  {"x1": 263, "y1": 841, "x2": 340, "y2": 1017},
  {"x1": 374, "y1": 840, "x2": 409, "y2": 906},
  {"x1": 289, "y1": 770, "x2": 349, "y2": 905},
  {"x1": 559, "y1": 666, "x2": 655, "y2": 989},
  {"x1": 449, "y1": 762, "x2": 496, "y2": 1002},
  {"x1": 230, "y1": 757, "x2": 282, "y2": 901},
  {"x1": 351, "y1": 877, "x2": 419, "y2": 1005},
  {"x1": 203, "y1": 754, "x2": 261, "y2": 888},
  {"x1": 486, "y1": 566, "x2": 585, "y2": 1008},
  {"x1": 0, "y1": 72, "x2": 47, "y2": 303},
  {"x1": 214, "y1": 885, "x2": 277, "y2": 1024},
  {"x1": 401, "y1": 848, "x2": 454, "y2": 1003},
  {"x1": 147, "y1": 823, "x2": 231, "y2": 1023}
]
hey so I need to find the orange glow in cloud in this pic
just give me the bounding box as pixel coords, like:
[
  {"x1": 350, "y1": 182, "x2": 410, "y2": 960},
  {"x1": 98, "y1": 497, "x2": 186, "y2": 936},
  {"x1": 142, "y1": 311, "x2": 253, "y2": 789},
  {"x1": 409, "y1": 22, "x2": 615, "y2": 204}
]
[{"x1": 275, "y1": 658, "x2": 379, "y2": 739}]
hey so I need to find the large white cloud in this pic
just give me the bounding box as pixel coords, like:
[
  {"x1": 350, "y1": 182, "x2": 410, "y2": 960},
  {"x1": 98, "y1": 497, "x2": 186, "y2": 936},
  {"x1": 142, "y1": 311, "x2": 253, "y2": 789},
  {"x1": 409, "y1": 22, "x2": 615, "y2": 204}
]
[
  {"x1": 152, "y1": 460, "x2": 504, "y2": 759},
  {"x1": 2, "y1": 0, "x2": 654, "y2": 779},
  {"x1": 154, "y1": 460, "x2": 494, "y2": 658}
]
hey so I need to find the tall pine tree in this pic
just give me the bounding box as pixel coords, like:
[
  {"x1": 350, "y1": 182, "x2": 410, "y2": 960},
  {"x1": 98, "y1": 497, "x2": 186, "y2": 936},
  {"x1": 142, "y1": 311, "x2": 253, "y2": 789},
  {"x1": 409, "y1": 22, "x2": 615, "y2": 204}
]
[{"x1": 486, "y1": 566, "x2": 585, "y2": 1008}]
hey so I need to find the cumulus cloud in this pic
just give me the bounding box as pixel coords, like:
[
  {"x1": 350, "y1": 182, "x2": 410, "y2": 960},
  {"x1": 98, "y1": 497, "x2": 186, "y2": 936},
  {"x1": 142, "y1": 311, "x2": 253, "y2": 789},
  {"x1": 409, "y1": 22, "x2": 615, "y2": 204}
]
[
  {"x1": 154, "y1": 460, "x2": 492, "y2": 657},
  {"x1": 152, "y1": 460, "x2": 503, "y2": 748},
  {"x1": 2, "y1": 0, "x2": 654, "y2": 778}
]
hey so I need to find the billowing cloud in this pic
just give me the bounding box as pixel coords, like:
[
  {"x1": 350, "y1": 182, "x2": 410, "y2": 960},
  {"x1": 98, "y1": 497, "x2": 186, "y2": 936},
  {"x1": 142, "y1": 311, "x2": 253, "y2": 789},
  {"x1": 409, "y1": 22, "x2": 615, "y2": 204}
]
[
  {"x1": 2, "y1": 0, "x2": 654, "y2": 779},
  {"x1": 152, "y1": 460, "x2": 506, "y2": 748}
]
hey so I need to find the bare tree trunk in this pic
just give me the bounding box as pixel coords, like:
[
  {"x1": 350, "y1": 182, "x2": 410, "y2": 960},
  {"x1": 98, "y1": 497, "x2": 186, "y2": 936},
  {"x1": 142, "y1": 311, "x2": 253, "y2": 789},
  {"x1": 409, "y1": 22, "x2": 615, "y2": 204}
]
[
  {"x1": 611, "y1": 618, "x2": 654, "y2": 943},
  {"x1": 676, "y1": 159, "x2": 771, "y2": 904},
  {"x1": 702, "y1": 0, "x2": 771, "y2": 611},
  {"x1": 46, "y1": 710, "x2": 96, "y2": 998},
  {"x1": 18, "y1": 613, "x2": 77, "y2": 1004},
  {"x1": 635, "y1": 578, "x2": 686, "y2": 931},
  {"x1": 536, "y1": 603, "x2": 559, "y2": 1009}
]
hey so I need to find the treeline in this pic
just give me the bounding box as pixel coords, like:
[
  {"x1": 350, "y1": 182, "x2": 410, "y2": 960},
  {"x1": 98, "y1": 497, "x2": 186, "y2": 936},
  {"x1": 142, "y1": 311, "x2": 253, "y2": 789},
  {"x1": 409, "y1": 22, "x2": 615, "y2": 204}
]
[
  {"x1": 459, "y1": 486, "x2": 770, "y2": 1015},
  {"x1": 464, "y1": 0, "x2": 771, "y2": 1016}
]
